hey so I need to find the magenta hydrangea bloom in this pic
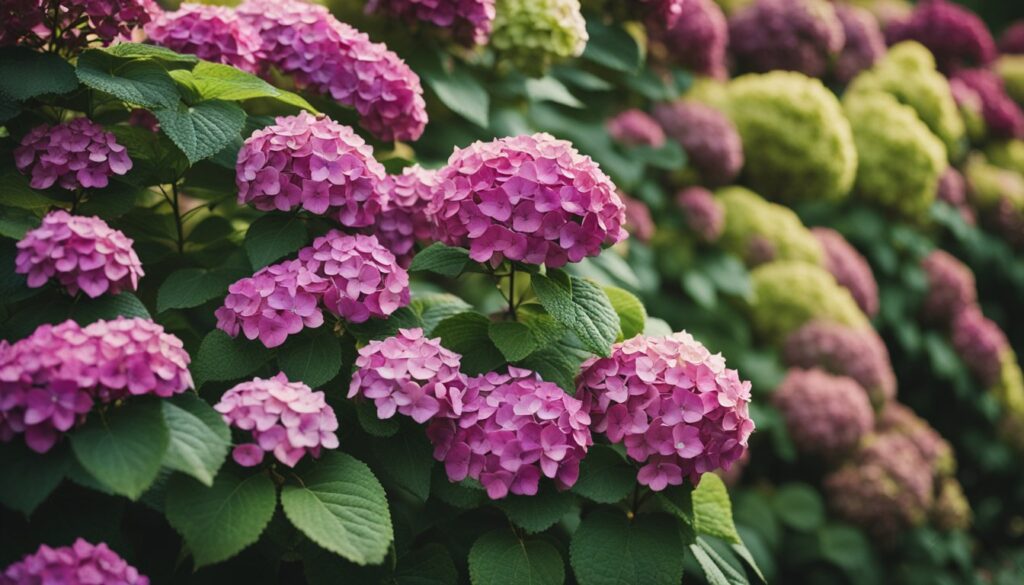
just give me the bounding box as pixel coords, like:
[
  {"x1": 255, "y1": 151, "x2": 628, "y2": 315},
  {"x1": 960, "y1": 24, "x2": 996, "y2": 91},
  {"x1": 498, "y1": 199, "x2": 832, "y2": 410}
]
[
  {"x1": 215, "y1": 373, "x2": 339, "y2": 468},
  {"x1": 620, "y1": 192, "x2": 655, "y2": 243},
  {"x1": 885, "y1": 0, "x2": 995, "y2": 73},
  {"x1": 653, "y1": 102, "x2": 743, "y2": 187},
  {"x1": 921, "y1": 250, "x2": 976, "y2": 323},
  {"x1": 728, "y1": 0, "x2": 845, "y2": 78},
  {"x1": 427, "y1": 367, "x2": 592, "y2": 499},
  {"x1": 1, "y1": 539, "x2": 149, "y2": 585},
  {"x1": 951, "y1": 306, "x2": 1009, "y2": 387},
  {"x1": 834, "y1": 4, "x2": 886, "y2": 85},
  {"x1": 0, "y1": 0, "x2": 43, "y2": 47},
  {"x1": 1001, "y1": 21, "x2": 1024, "y2": 55},
  {"x1": 236, "y1": 111, "x2": 386, "y2": 228},
  {"x1": 6, "y1": 0, "x2": 155, "y2": 51},
  {"x1": 993, "y1": 195, "x2": 1024, "y2": 248},
  {"x1": 646, "y1": 0, "x2": 728, "y2": 79},
  {"x1": 298, "y1": 231, "x2": 411, "y2": 323},
  {"x1": 773, "y1": 368, "x2": 873, "y2": 460},
  {"x1": 349, "y1": 328, "x2": 470, "y2": 423},
  {"x1": 15, "y1": 210, "x2": 144, "y2": 299},
  {"x1": 371, "y1": 165, "x2": 438, "y2": 266},
  {"x1": 936, "y1": 167, "x2": 975, "y2": 225},
  {"x1": 365, "y1": 0, "x2": 495, "y2": 46},
  {"x1": 128, "y1": 109, "x2": 160, "y2": 132},
  {"x1": 606, "y1": 109, "x2": 666, "y2": 148},
  {"x1": 812, "y1": 227, "x2": 879, "y2": 317},
  {"x1": 950, "y1": 69, "x2": 1024, "y2": 139},
  {"x1": 782, "y1": 321, "x2": 897, "y2": 405},
  {"x1": 675, "y1": 187, "x2": 724, "y2": 243},
  {"x1": 82, "y1": 317, "x2": 194, "y2": 402},
  {"x1": 237, "y1": 0, "x2": 427, "y2": 142},
  {"x1": 577, "y1": 332, "x2": 755, "y2": 490},
  {"x1": 14, "y1": 118, "x2": 132, "y2": 190},
  {"x1": 431, "y1": 133, "x2": 626, "y2": 267},
  {"x1": 145, "y1": 3, "x2": 262, "y2": 72}
]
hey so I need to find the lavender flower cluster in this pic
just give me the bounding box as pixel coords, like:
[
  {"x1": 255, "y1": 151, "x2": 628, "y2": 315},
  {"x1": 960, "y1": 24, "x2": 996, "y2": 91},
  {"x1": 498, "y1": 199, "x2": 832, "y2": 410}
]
[
  {"x1": 773, "y1": 368, "x2": 873, "y2": 460},
  {"x1": 885, "y1": 0, "x2": 996, "y2": 73},
  {"x1": 1, "y1": 539, "x2": 149, "y2": 585},
  {"x1": 653, "y1": 102, "x2": 744, "y2": 187},
  {"x1": 372, "y1": 166, "x2": 439, "y2": 267},
  {"x1": 145, "y1": 3, "x2": 262, "y2": 73},
  {"x1": 783, "y1": 321, "x2": 897, "y2": 405},
  {"x1": 728, "y1": 0, "x2": 845, "y2": 78},
  {"x1": 606, "y1": 110, "x2": 666, "y2": 148},
  {"x1": 950, "y1": 69, "x2": 1024, "y2": 139},
  {"x1": 675, "y1": 187, "x2": 725, "y2": 243},
  {"x1": 646, "y1": 0, "x2": 729, "y2": 79},
  {"x1": 1, "y1": 0, "x2": 154, "y2": 51},
  {"x1": 812, "y1": 227, "x2": 879, "y2": 317},
  {"x1": 15, "y1": 118, "x2": 132, "y2": 191}
]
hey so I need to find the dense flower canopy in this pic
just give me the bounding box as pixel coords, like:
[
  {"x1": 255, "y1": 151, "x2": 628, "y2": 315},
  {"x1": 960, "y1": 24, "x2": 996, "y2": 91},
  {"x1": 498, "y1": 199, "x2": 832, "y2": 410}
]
[
  {"x1": 15, "y1": 118, "x2": 132, "y2": 191},
  {"x1": 950, "y1": 68, "x2": 1024, "y2": 140},
  {"x1": 1, "y1": 539, "x2": 149, "y2": 585},
  {"x1": 1, "y1": 0, "x2": 154, "y2": 51},
  {"x1": 145, "y1": 3, "x2": 262, "y2": 72},
  {"x1": 372, "y1": 165, "x2": 439, "y2": 266},
  {"x1": 834, "y1": 4, "x2": 886, "y2": 84}
]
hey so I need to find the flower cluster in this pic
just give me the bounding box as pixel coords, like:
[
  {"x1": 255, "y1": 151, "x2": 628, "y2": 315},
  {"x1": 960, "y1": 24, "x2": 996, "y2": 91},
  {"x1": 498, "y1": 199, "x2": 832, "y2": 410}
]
[
  {"x1": 877, "y1": 402, "x2": 955, "y2": 477},
  {"x1": 606, "y1": 110, "x2": 666, "y2": 148},
  {"x1": 365, "y1": 0, "x2": 495, "y2": 46},
  {"x1": 936, "y1": 167, "x2": 975, "y2": 224},
  {"x1": 728, "y1": 0, "x2": 844, "y2": 78},
  {"x1": 15, "y1": 210, "x2": 144, "y2": 299},
  {"x1": 932, "y1": 478, "x2": 972, "y2": 532},
  {"x1": 885, "y1": 0, "x2": 996, "y2": 73},
  {"x1": 812, "y1": 227, "x2": 878, "y2": 317},
  {"x1": 921, "y1": 250, "x2": 976, "y2": 322},
  {"x1": 490, "y1": 0, "x2": 588, "y2": 75},
  {"x1": 1, "y1": 539, "x2": 149, "y2": 585},
  {"x1": 215, "y1": 373, "x2": 339, "y2": 467},
  {"x1": 14, "y1": 118, "x2": 133, "y2": 190},
  {"x1": 577, "y1": 332, "x2": 755, "y2": 490},
  {"x1": 1001, "y1": 20, "x2": 1024, "y2": 54},
  {"x1": 646, "y1": 0, "x2": 728, "y2": 79},
  {"x1": 675, "y1": 187, "x2": 724, "y2": 243},
  {"x1": 427, "y1": 368, "x2": 592, "y2": 499},
  {"x1": 372, "y1": 165, "x2": 438, "y2": 266},
  {"x1": 236, "y1": 111, "x2": 386, "y2": 228},
  {"x1": 951, "y1": 306, "x2": 1009, "y2": 387},
  {"x1": 773, "y1": 369, "x2": 873, "y2": 460},
  {"x1": 7, "y1": 0, "x2": 155, "y2": 51},
  {"x1": 833, "y1": 4, "x2": 886, "y2": 85},
  {"x1": 0, "y1": 0, "x2": 43, "y2": 47},
  {"x1": 717, "y1": 187, "x2": 823, "y2": 267},
  {"x1": 145, "y1": 3, "x2": 262, "y2": 72},
  {"x1": 620, "y1": 193, "x2": 655, "y2": 243},
  {"x1": 653, "y1": 101, "x2": 744, "y2": 187},
  {"x1": 430, "y1": 133, "x2": 626, "y2": 267},
  {"x1": 237, "y1": 0, "x2": 427, "y2": 142},
  {"x1": 950, "y1": 68, "x2": 1024, "y2": 140}
]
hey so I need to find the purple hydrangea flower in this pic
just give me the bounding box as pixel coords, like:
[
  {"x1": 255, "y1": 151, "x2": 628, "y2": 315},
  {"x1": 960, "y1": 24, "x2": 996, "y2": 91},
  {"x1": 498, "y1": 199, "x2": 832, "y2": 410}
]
[
  {"x1": 834, "y1": 4, "x2": 886, "y2": 85},
  {"x1": 215, "y1": 372, "x2": 339, "y2": 468},
  {"x1": 427, "y1": 367, "x2": 592, "y2": 499},
  {"x1": 812, "y1": 227, "x2": 879, "y2": 317},
  {"x1": 349, "y1": 328, "x2": 470, "y2": 423},
  {"x1": 236, "y1": 111, "x2": 386, "y2": 228},
  {"x1": 950, "y1": 68, "x2": 1024, "y2": 139},
  {"x1": 728, "y1": 0, "x2": 845, "y2": 78},
  {"x1": 0, "y1": 0, "x2": 44, "y2": 46},
  {"x1": 1, "y1": 539, "x2": 149, "y2": 585},
  {"x1": 607, "y1": 109, "x2": 666, "y2": 148},
  {"x1": 921, "y1": 249, "x2": 976, "y2": 323},
  {"x1": 4, "y1": 0, "x2": 155, "y2": 51},
  {"x1": 877, "y1": 402, "x2": 955, "y2": 476},
  {"x1": 430, "y1": 133, "x2": 626, "y2": 267},
  {"x1": 885, "y1": 0, "x2": 996, "y2": 73},
  {"x1": 128, "y1": 109, "x2": 160, "y2": 132},
  {"x1": 237, "y1": 0, "x2": 427, "y2": 142},
  {"x1": 15, "y1": 210, "x2": 144, "y2": 299},
  {"x1": 577, "y1": 332, "x2": 755, "y2": 490},
  {"x1": 993, "y1": 194, "x2": 1024, "y2": 248},
  {"x1": 371, "y1": 165, "x2": 438, "y2": 266},
  {"x1": 145, "y1": 3, "x2": 262, "y2": 72},
  {"x1": 14, "y1": 118, "x2": 132, "y2": 190},
  {"x1": 653, "y1": 102, "x2": 744, "y2": 187},
  {"x1": 773, "y1": 368, "x2": 874, "y2": 460},
  {"x1": 1000, "y1": 20, "x2": 1024, "y2": 55},
  {"x1": 675, "y1": 187, "x2": 724, "y2": 243},
  {"x1": 646, "y1": 0, "x2": 729, "y2": 79},
  {"x1": 365, "y1": 0, "x2": 495, "y2": 46},
  {"x1": 951, "y1": 306, "x2": 1009, "y2": 387},
  {"x1": 620, "y1": 192, "x2": 656, "y2": 243},
  {"x1": 936, "y1": 167, "x2": 975, "y2": 225}
]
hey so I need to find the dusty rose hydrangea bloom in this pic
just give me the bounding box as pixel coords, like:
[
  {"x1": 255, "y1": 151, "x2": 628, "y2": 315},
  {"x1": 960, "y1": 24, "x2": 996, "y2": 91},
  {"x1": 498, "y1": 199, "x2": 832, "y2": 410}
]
[
  {"x1": 577, "y1": 332, "x2": 755, "y2": 490},
  {"x1": 728, "y1": 0, "x2": 845, "y2": 78},
  {"x1": 951, "y1": 306, "x2": 1008, "y2": 387},
  {"x1": 371, "y1": 165, "x2": 438, "y2": 266},
  {"x1": 365, "y1": 0, "x2": 495, "y2": 46},
  {"x1": 783, "y1": 321, "x2": 897, "y2": 405},
  {"x1": 675, "y1": 187, "x2": 724, "y2": 243},
  {"x1": 349, "y1": 328, "x2": 470, "y2": 423},
  {"x1": 921, "y1": 250, "x2": 976, "y2": 322},
  {"x1": 145, "y1": 3, "x2": 262, "y2": 72},
  {"x1": 646, "y1": 0, "x2": 728, "y2": 79},
  {"x1": 14, "y1": 118, "x2": 132, "y2": 190},
  {"x1": 812, "y1": 227, "x2": 879, "y2": 317},
  {"x1": 773, "y1": 368, "x2": 874, "y2": 460},
  {"x1": 431, "y1": 133, "x2": 626, "y2": 267},
  {"x1": 834, "y1": 4, "x2": 886, "y2": 85},
  {"x1": 1001, "y1": 21, "x2": 1024, "y2": 55},
  {"x1": 1, "y1": 539, "x2": 149, "y2": 585},
  {"x1": 427, "y1": 367, "x2": 592, "y2": 499},
  {"x1": 885, "y1": 0, "x2": 995, "y2": 73},
  {"x1": 620, "y1": 193, "x2": 656, "y2": 243},
  {"x1": 936, "y1": 167, "x2": 975, "y2": 225},
  {"x1": 5, "y1": 0, "x2": 155, "y2": 51},
  {"x1": 877, "y1": 402, "x2": 955, "y2": 476},
  {"x1": 653, "y1": 102, "x2": 744, "y2": 187},
  {"x1": 606, "y1": 109, "x2": 666, "y2": 147},
  {"x1": 15, "y1": 210, "x2": 144, "y2": 298},
  {"x1": 950, "y1": 69, "x2": 1024, "y2": 139},
  {"x1": 236, "y1": 111, "x2": 386, "y2": 228},
  {"x1": 0, "y1": 0, "x2": 43, "y2": 47}
]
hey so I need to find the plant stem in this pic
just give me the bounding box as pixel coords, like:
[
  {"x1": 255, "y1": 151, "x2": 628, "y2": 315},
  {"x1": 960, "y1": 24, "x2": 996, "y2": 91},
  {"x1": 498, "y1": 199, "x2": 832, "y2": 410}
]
[
  {"x1": 171, "y1": 182, "x2": 185, "y2": 254},
  {"x1": 508, "y1": 268, "x2": 516, "y2": 319}
]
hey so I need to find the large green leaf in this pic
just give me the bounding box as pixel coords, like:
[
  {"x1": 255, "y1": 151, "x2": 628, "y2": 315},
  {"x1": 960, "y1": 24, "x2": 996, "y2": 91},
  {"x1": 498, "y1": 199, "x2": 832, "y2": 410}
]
[
  {"x1": 244, "y1": 214, "x2": 308, "y2": 269},
  {"x1": 371, "y1": 425, "x2": 433, "y2": 502},
  {"x1": 603, "y1": 285, "x2": 646, "y2": 340},
  {"x1": 0, "y1": 205, "x2": 40, "y2": 239},
  {"x1": 433, "y1": 312, "x2": 506, "y2": 376},
  {"x1": 525, "y1": 77, "x2": 583, "y2": 108},
  {"x1": 488, "y1": 321, "x2": 537, "y2": 362},
  {"x1": 161, "y1": 394, "x2": 231, "y2": 487},
  {"x1": 468, "y1": 529, "x2": 565, "y2": 585},
  {"x1": 0, "y1": 166, "x2": 57, "y2": 211},
  {"x1": 419, "y1": 58, "x2": 489, "y2": 128},
  {"x1": 278, "y1": 329, "x2": 343, "y2": 388},
  {"x1": 532, "y1": 272, "x2": 619, "y2": 357},
  {"x1": 0, "y1": 442, "x2": 69, "y2": 515},
  {"x1": 192, "y1": 329, "x2": 272, "y2": 387},
  {"x1": 497, "y1": 487, "x2": 576, "y2": 533},
  {"x1": 571, "y1": 445, "x2": 634, "y2": 504},
  {"x1": 76, "y1": 49, "x2": 180, "y2": 108},
  {"x1": 772, "y1": 483, "x2": 825, "y2": 532},
  {"x1": 408, "y1": 243, "x2": 470, "y2": 277},
  {"x1": 68, "y1": 292, "x2": 151, "y2": 325},
  {"x1": 103, "y1": 42, "x2": 199, "y2": 65},
  {"x1": 173, "y1": 61, "x2": 315, "y2": 111},
  {"x1": 581, "y1": 20, "x2": 641, "y2": 72},
  {"x1": 411, "y1": 294, "x2": 472, "y2": 335},
  {"x1": 281, "y1": 451, "x2": 393, "y2": 565},
  {"x1": 394, "y1": 544, "x2": 459, "y2": 585},
  {"x1": 692, "y1": 474, "x2": 741, "y2": 544},
  {"x1": 689, "y1": 538, "x2": 748, "y2": 585},
  {"x1": 0, "y1": 47, "x2": 77, "y2": 101},
  {"x1": 157, "y1": 267, "x2": 240, "y2": 313},
  {"x1": 155, "y1": 99, "x2": 246, "y2": 164},
  {"x1": 570, "y1": 510, "x2": 684, "y2": 585}
]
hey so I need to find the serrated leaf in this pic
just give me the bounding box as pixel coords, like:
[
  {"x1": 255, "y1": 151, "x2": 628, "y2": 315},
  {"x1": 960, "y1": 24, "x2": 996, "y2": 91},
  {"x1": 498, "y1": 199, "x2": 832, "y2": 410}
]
[
  {"x1": 409, "y1": 243, "x2": 470, "y2": 277},
  {"x1": 488, "y1": 321, "x2": 537, "y2": 362},
  {"x1": 0, "y1": 442, "x2": 69, "y2": 515},
  {"x1": 70, "y1": 399, "x2": 169, "y2": 500},
  {"x1": 603, "y1": 285, "x2": 646, "y2": 340},
  {"x1": 430, "y1": 467, "x2": 485, "y2": 509},
  {"x1": 244, "y1": 214, "x2": 308, "y2": 269},
  {"x1": 570, "y1": 509, "x2": 684, "y2": 585},
  {"x1": 165, "y1": 471, "x2": 277, "y2": 568},
  {"x1": 433, "y1": 312, "x2": 506, "y2": 376},
  {"x1": 682, "y1": 272, "x2": 717, "y2": 309},
  {"x1": 0, "y1": 166, "x2": 58, "y2": 211},
  {"x1": 192, "y1": 329, "x2": 272, "y2": 387},
  {"x1": 155, "y1": 99, "x2": 246, "y2": 164},
  {"x1": 692, "y1": 473, "x2": 741, "y2": 544},
  {"x1": 0, "y1": 47, "x2": 77, "y2": 101},
  {"x1": 157, "y1": 267, "x2": 240, "y2": 313},
  {"x1": 0, "y1": 205, "x2": 40, "y2": 239},
  {"x1": 497, "y1": 486, "x2": 576, "y2": 533},
  {"x1": 411, "y1": 294, "x2": 472, "y2": 335},
  {"x1": 67, "y1": 292, "x2": 151, "y2": 325},
  {"x1": 468, "y1": 529, "x2": 565, "y2": 585},
  {"x1": 532, "y1": 272, "x2": 619, "y2": 357},
  {"x1": 77, "y1": 49, "x2": 180, "y2": 108},
  {"x1": 772, "y1": 483, "x2": 825, "y2": 532},
  {"x1": 517, "y1": 304, "x2": 566, "y2": 349},
  {"x1": 690, "y1": 537, "x2": 748, "y2": 585},
  {"x1": 371, "y1": 424, "x2": 433, "y2": 502},
  {"x1": 278, "y1": 330, "x2": 343, "y2": 388},
  {"x1": 103, "y1": 42, "x2": 199, "y2": 64},
  {"x1": 175, "y1": 61, "x2": 315, "y2": 112},
  {"x1": 161, "y1": 395, "x2": 230, "y2": 487},
  {"x1": 420, "y1": 61, "x2": 490, "y2": 128},
  {"x1": 355, "y1": 401, "x2": 400, "y2": 438},
  {"x1": 571, "y1": 445, "x2": 634, "y2": 504},
  {"x1": 282, "y1": 451, "x2": 393, "y2": 565}
]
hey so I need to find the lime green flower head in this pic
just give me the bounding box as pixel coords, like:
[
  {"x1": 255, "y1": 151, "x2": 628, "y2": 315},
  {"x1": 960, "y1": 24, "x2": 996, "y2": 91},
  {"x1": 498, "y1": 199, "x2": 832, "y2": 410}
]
[
  {"x1": 963, "y1": 153, "x2": 1024, "y2": 210},
  {"x1": 725, "y1": 71, "x2": 857, "y2": 202},
  {"x1": 846, "y1": 41, "x2": 965, "y2": 158},
  {"x1": 491, "y1": 0, "x2": 587, "y2": 76},
  {"x1": 843, "y1": 92, "x2": 947, "y2": 218},
  {"x1": 749, "y1": 261, "x2": 869, "y2": 342},
  {"x1": 716, "y1": 186, "x2": 823, "y2": 267},
  {"x1": 995, "y1": 352, "x2": 1024, "y2": 453},
  {"x1": 996, "y1": 55, "x2": 1024, "y2": 106},
  {"x1": 985, "y1": 139, "x2": 1024, "y2": 175},
  {"x1": 931, "y1": 478, "x2": 972, "y2": 532}
]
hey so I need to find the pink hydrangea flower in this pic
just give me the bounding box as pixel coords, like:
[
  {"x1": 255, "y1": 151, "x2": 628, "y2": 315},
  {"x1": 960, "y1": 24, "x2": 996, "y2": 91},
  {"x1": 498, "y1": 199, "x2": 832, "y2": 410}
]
[
  {"x1": 606, "y1": 110, "x2": 666, "y2": 148},
  {"x1": 14, "y1": 118, "x2": 133, "y2": 190},
  {"x1": 936, "y1": 167, "x2": 975, "y2": 225},
  {"x1": 885, "y1": 0, "x2": 995, "y2": 73},
  {"x1": 4, "y1": 0, "x2": 155, "y2": 51},
  {"x1": 877, "y1": 402, "x2": 955, "y2": 476},
  {"x1": 950, "y1": 69, "x2": 1024, "y2": 139},
  {"x1": 349, "y1": 328, "x2": 470, "y2": 423},
  {"x1": 577, "y1": 332, "x2": 755, "y2": 490},
  {"x1": 782, "y1": 321, "x2": 897, "y2": 405},
  {"x1": 620, "y1": 192, "x2": 655, "y2": 243},
  {"x1": 993, "y1": 195, "x2": 1024, "y2": 248},
  {"x1": 365, "y1": 0, "x2": 496, "y2": 46},
  {"x1": 371, "y1": 165, "x2": 438, "y2": 266},
  {"x1": 215, "y1": 373, "x2": 339, "y2": 468},
  {"x1": 298, "y1": 231, "x2": 410, "y2": 323},
  {"x1": 812, "y1": 228, "x2": 879, "y2": 317},
  {"x1": 237, "y1": 0, "x2": 427, "y2": 142},
  {"x1": 1, "y1": 539, "x2": 149, "y2": 585},
  {"x1": 646, "y1": 0, "x2": 729, "y2": 79},
  {"x1": 653, "y1": 102, "x2": 743, "y2": 187},
  {"x1": 675, "y1": 187, "x2": 724, "y2": 243},
  {"x1": 427, "y1": 367, "x2": 592, "y2": 499},
  {"x1": 728, "y1": 0, "x2": 845, "y2": 78},
  {"x1": 236, "y1": 111, "x2": 386, "y2": 228},
  {"x1": 834, "y1": 4, "x2": 886, "y2": 85},
  {"x1": 81, "y1": 317, "x2": 194, "y2": 402},
  {"x1": 431, "y1": 133, "x2": 626, "y2": 268},
  {"x1": 15, "y1": 210, "x2": 144, "y2": 299},
  {"x1": 951, "y1": 306, "x2": 1008, "y2": 387},
  {"x1": 772, "y1": 368, "x2": 874, "y2": 460},
  {"x1": 128, "y1": 109, "x2": 160, "y2": 132},
  {"x1": 145, "y1": 3, "x2": 262, "y2": 72},
  {"x1": 216, "y1": 259, "x2": 327, "y2": 349},
  {"x1": 921, "y1": 250, "x2": 976, "y2": 323},
  {"x1": 1001, "y1": 20, "x2": 1024, "y2": 54}
]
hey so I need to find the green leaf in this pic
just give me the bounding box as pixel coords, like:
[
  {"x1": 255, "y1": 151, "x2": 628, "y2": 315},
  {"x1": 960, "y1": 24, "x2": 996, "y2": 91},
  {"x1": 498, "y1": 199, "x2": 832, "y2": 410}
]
[
  {"x1": 278, "y1": 330, "x2": 343, "y2": 388},
  {"x1": 244, "y1": 214, "x2": 308, "y2": 269},
  {"x1": 0, "y1": 442, "x2": 69, "y2": 515},
  {"x1": 420, "y1": 60, "x2": 490, "y2": 128},
  {"x1": 570, "y1": 509, "x2": 684, "y2": 585},
  {"x1": 411, "y1": 294, "x2": 472, "y2": 335},
  {"x1": 690, "y1": 537, "x2": 748, "y2": 585},
  {"x1": 497, "y1": 486, "x2": 576, "y2": 533},
  {"x1": 0, "y1": 205, "x2": 40, "y2": 239},
  {"x1": 161, "y1": 394, "x2": 230, "y2": 487},
  {"x1": 70, "y1": 399, "x2": 169, "y2": 500},
  {"x1": 582, "y1": 20, "x2": 641, "y2": 72},
  {"x1": 282, "y1": 451, "x2": 393, "y2": 565},
  {"x1": 394, "y1": 544, "x2": 459, "y2": 585},
  {"x1": 192, "y1": 329, "x2": 272, "y2": 387},
  {"x1": 0, "y1": 47, "x2": 77, "y2": 101},
  {"x1": 174, "y1": 61, "x2": 315, "y2": 111},
  {"x1": 157, "y1": 267, "x2": 240, "y2": 313},
  {"x1": 433, "y1": 312, "x2": 506, "y2": 376},
  {"x1": 571, "y1": 445, "x2": 634, "y2": 504},
  {"x1": 409, "y1": 243, "x2": 470, "y2": 277},
  {"x1": 525, "y1": 77, "x2": 583, "y2": 108},
  {"x1": 76, "y1": 49, "x2": 180, "y2": 108},
  {"x1": 469, "y1": 529, "x2": 565, "y2": 585},
  {"x1": 155, "y1": 99, "x2": 246, "y2": 164},
  {"x1": 517, "y1": 304, "x2": 566, "y2": 350},
  {"x1": 644, "y1": 317, "x2": 673, "y2": 336},
  {"x1": 692, "y1": 473, "x2": 741, "y2": 544},
  {"x1": 103, "y1": 42, "x2": 199, "y2": 64},
  {"x1": 772, "y1": 483, "x2": 825, "y2": 532},
  {"x1": 371, "y1": 425, "x2": 433, "y2": 502},
  {"x1": 818, "y1": 524, "x2": 872, "y2": 572},
  {"x1": 0, "y1": 92, "x2": 20, "y2": 122},
  {"x1": 68, "y1": 292, "x2": 151, "y2": 325},
  {"x1": 488, "y1": 321, "x2": 537, "y2": 362},
  {"x1": 532, "y1": 272, "x2": 619, "y2": 357},
  {"x1": 701, "y1": 253, "x2": 751, "y2": 300},
  {"x1": 355, "y1": 401, "x2": 399, "y2": 438},
  {"x1": 0, "y1": 166, "x2": 57, "y2": 211},
  {"x1": 682, "y1": 271, "x2": 717, "y2": 309},
  {"x1": 165, "y1": 471, "x2": 277, "y2": 568},
  {"x1": 346, "y1": 306, "x2": 426, "y2": 343},
  {"x1": 603, "y1": 285, "x2": 646, "y2": 340}
]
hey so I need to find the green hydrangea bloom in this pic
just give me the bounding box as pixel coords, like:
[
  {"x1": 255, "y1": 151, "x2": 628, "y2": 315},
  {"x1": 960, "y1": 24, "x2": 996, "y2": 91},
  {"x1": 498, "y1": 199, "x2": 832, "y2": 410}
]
[
  {"x1": 843, "y1": 92, "x2": 947, "y2": 218},
  {"x1": 749, "y1": 261, "x2": 869, "y2": 342},
  {"x1": 725, "y1": 71, "x2": 857, "y2": 202},
  {"x1": 716, "y1": 186, "x2": 823, "y2": 267},
  {"x1": 931, "y1": 478, "x2": 972, "y2": 532},
  {"x1": 996, "y1": 56, "x2": 1024, "y2": 106},
  {"x1": 963, "y1": 153, "x2": 1024, "y2": 211},
  {"x1": 986, "y1": 140, "x2": 1024, "y2": 175},
  {"x1": 491, "y1": 0, "x2": 587, "y2": 76},
  {"x1": 846, "y1": 41, "x2": 965, "y2": 159},
  {"x1": 995, "y1": 352, "x2": 1024, "y2": 453}
]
